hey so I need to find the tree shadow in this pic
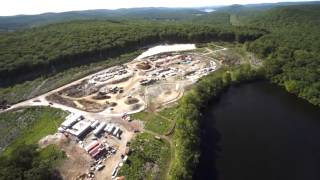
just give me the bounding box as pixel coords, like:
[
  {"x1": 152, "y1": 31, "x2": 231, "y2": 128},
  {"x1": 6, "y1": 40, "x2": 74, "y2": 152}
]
[
  {"x1": 193, "y1": 104, "x2": 222, "y2": 180},
  {"x1": 52, "y1": 169, "x2": 64, "y2": 180}
]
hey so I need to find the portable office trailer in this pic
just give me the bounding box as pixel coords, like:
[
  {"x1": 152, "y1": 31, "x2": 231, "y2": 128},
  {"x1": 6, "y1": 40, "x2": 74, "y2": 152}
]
[
  {"x1": 106, "y1": 124, "x2": 115, "y2": 133},
  {"x1": 92, "y1": 148, "x2": 104, "y2": 158},
  {"x1": 61, "y1": 114, "x2": 84, "y2": 128},
  {"x1": 113, "y1": 127, "x2": 120, "y2": 136},
  {"x1": 90, "y1": 120, "x2": 100, "y2": 128},
  {"x1": 89, "y1": 148, "x2": 100, "y2": 157},
  {"x1": 88, "y1": 144, "x2": 102, "y2": 155},
  {"x1": 104, "y1": 124, "x2": 111, "y2": 132},
  {"x1": 109, "y1": 126, "x2": 116, "y2": 134},
  {"x1": 117, "y1": 130, "x2": 123, "y2": 139},
  {"x1": 85, "y1": 140, "x2": 99, "y2": 152},
  {"x1": 58, "y1": 127, "x2": 65, "y2": 133},
  {"x1": 93, "y1": 122, "x2": 106, "y2": 136},
  {"x1": 61, "y1": 115, "x2": 78, "y2": 128},
  {"x1": 68, "y1": 121, "x2": 92, "y2": 137},
  {"x1": 89, "y1": 144, "x2": 105, "y2": 158}
]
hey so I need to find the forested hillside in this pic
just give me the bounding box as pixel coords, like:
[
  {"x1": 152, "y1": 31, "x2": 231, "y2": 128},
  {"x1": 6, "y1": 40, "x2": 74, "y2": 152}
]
[
  {"x1": 0, "y1": 8, "x2": 206, "y2": 31},
  {"x1": 245, "y1": 5, "x2": 320, "y2": 106},
  {"x1": 1, "y1": 1, "x2": 317, "y2": 32},
  {"x1": 1, "y1": 3, "x2": 319, "y2": 107},
  {"x1": 0, "y1": 21, "x2": 263, "y2": 87},
  {"x1": 190, "y1": 12, "x2": 231, "y2": 26},
  {"x1": 0, "y1": 2, "x2": 320, "y2": 180},
  {"x1": 215, "y1": 1, "x2": 320, "y2": 13}
]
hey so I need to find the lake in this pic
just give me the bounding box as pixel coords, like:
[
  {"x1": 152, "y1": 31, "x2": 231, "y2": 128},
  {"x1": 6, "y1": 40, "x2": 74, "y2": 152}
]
[{"x1": 195, "y1": 81, "x2": 320, "y2": 180}]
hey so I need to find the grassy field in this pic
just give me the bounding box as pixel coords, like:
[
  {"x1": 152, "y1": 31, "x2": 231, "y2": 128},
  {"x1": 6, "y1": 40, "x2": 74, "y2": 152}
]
[
  {"x1": 158, "y1": 106, "x2": 178, "y2": 120},
  {"x1": 0, "y1": 51, "x2": 141, "y2": 105},
  {"x1": 123, "y1": 107, "x2": 177, "y2": 179},
  {"x1": 207, "y1": 43, "x2": 225, "y2": 51},
  {"x1": 0, "y1": 107, "x2": 68, "y2": 156},
  {"x1": 132, "y1": 111, "x2": 172, "y2": 135},
  {"x1": 118, "y1": 133, "x2": 171, "y2": 180}
]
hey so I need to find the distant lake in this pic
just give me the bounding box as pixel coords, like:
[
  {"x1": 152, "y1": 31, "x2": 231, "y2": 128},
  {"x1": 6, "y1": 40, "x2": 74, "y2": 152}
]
[
  {"x1": 202, "y1": 9, "x2": 216, "y2": 13},
  {"x1": 195, "y1": 81, "x2": 320, "y2": 180}
]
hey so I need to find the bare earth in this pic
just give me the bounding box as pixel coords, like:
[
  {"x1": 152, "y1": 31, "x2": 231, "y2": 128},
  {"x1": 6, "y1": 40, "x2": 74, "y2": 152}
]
[{"x1": 1, "y1": 44, "x2": 227, "y2": 180}]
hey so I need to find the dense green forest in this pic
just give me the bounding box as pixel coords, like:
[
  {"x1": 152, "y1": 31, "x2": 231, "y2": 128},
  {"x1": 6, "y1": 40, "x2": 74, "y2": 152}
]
[
  {"x1": 0, "y1": 21, "x2": 263, "y2": 87},
  {"x1": 0, "y1": 2, "x2": 320, "y2": 180},
  {"x1": 0, "y1": 8, "x2": 207, "y2": 31},
  {"x1": 245, "y1": 5, "x2": 320, "y2": 106},
  {"x1": 0, "y1": 2, "x2": 316, "y2": 31},
  {"x1": 0, "y1": 107, "x2": 67, "y2": 179},
  {"x1": 0, "y1": 144, "x2": 65, "y2": 180},
  {"x1": 0, "y1": 51, "x2": 140, "y2": 105}
]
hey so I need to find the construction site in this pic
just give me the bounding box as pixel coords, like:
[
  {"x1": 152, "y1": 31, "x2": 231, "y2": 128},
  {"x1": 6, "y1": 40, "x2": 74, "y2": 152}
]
[
  {"x1": 5, "y1": 44, "x2": 225, "y2": 180},
  {"x1": 39, "y1": 112, "x2": 140, "y2": 180},
  {"x1": 47, "y1": 50, "x2": 217, "y2": 114}
]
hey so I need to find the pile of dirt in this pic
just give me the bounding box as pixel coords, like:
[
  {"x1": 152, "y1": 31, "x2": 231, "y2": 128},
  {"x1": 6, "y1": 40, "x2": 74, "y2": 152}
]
[
  {"x1": 60, "y1": 80, "x2": 98, "y2": 98},
  {"x1": 58, "y1": 141, "x2": 92, "y2": 180},
  {"x1": 164, "y1": 91, "x2": 172, "y2": 95},
  {"x1": 124, "y1": 97, "x2": 139, "y2": 105},
  {"x1": 77, "y1": 99, "x2": 108, "y2": 112},
  {"x1": 92, "y1": 94, "x2": 111, "y2": 100},
  {"x1": 110, "y1": 102, "x2": 117, "y2": 107},
  {"x1": 46, "y1": 94, "x2": 77, "y2": 107},
  {"x1": 136, "y1": 62, "x2": 151, "y2": 70},
  {"x1": 130, "y1": 104, "x2": 142, "y2": 111}
]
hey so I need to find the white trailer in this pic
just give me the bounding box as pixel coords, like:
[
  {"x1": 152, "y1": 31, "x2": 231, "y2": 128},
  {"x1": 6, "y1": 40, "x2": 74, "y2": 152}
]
[
  {"x1": 113, "y1": 127, "x2": 120, "y2": 136},
  {"x1": 93, "y1": 122, "x2": 106, "y2": 136},
  {"x1": 58, "y1": 127, "x2": 65, "y2": 133},
  {"x1": 106, "y1": 124, "x2": 115, "y2": 133},
  {"x1": 61, "y1": 114, "x2": 81, "y2": 128},
  {"x1": 104, "y1": 124, "x2": 111, "y2": 132},
  {"x1": 109, "y1": 126, "x2": 116, "y2": 134},
  {"x1": 90, "y1": 120, "x2": 100, "y2": 128}
]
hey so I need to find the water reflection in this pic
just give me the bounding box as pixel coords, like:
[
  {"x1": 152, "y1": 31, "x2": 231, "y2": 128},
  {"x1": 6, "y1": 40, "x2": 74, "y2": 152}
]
[{"x1": 195, "y1": 81, "x2": 320, "y2": 180}]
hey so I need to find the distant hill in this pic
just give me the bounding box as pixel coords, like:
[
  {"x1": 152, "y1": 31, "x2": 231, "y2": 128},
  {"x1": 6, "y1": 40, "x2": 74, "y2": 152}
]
[
  {"x1": 244, "y1": 4, "x2": 320, "y2": 106},
  {"x1": 0, "y1": 8, "x2": 205, "y2": 31},
  {"x1": 190, "y1": 12, "x2": 231, "y2": 26},
  {"x1": 214, "y1": 1, "x2": 320, "y2": 13},
  {"x1": 247, "y1": 4, "x2": 320, "y2": 28},
  {"x1": 1, "y1": 1, "x2": 320, "y2": 32}
]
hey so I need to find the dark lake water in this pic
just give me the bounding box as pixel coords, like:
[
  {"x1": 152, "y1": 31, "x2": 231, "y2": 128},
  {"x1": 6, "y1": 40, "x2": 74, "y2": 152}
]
[{"x1": 195, "y1": 81, "x2": 320, "y2": 180}]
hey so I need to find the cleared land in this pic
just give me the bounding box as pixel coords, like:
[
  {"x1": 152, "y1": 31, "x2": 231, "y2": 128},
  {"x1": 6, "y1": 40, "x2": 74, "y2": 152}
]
[
  {"x1": 1, "y1": 43, "x2": 252, "y2": 180},
  {"x1": 46, "y1": 50, "x2": 217, "y2": 114},
  {"x1": 0, "y1": 107, "x2": 68, "y2": 155},
  {"x1": 117, "y1": 133, "x2": 171, "y2": 180}
]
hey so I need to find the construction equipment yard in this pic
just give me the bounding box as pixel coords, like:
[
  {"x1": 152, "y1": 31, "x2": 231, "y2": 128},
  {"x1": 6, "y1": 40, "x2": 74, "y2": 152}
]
[
  {"x1": 1, "y1": 44, "x2": 226, "y2": 180},
  {"x1": 46, "y1": 45, "x2": 217, "y2": 114}
]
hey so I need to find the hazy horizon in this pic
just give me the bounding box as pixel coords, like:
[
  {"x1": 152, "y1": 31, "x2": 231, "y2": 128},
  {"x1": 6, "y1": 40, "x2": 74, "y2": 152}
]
[{"x1": 0, "y1": 0, "x2": 316, "y2": 16}]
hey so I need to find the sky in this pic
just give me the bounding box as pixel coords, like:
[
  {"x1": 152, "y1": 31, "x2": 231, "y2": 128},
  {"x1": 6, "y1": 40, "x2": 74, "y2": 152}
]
[{"x1": 0, "y1": 0, "x2": 313, "y2": 16}]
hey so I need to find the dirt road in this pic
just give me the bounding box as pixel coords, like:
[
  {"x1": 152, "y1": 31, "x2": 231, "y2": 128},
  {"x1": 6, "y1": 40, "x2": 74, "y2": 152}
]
[
  {"x1": 1, "y1": 44, "x2": 221, "y2": 119},
  {"x1": 0, "y1": 44, "x2": 223, "y2": 179}
]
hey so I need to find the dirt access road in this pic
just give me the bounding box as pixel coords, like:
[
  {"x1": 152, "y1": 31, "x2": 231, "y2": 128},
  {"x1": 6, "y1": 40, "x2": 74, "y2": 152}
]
[
  {"x1": 1, "y1": 44, "x2": 201, "y2": 118},
  {"x1": 0, "y1": 44, "x2": 225, "y2": 180}
]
